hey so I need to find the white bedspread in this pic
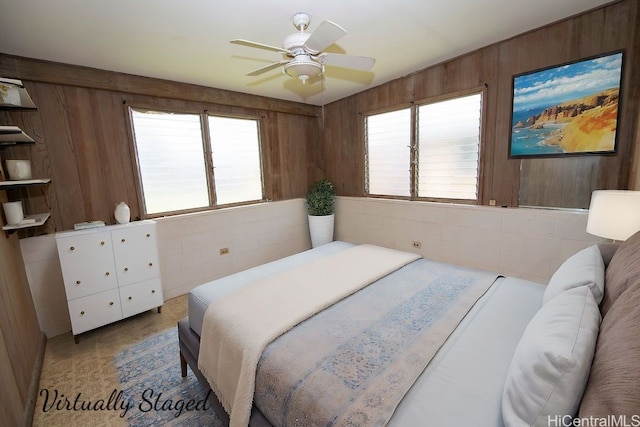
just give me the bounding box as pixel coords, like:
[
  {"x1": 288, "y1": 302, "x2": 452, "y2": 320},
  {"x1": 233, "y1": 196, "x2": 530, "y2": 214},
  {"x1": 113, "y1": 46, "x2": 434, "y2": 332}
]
[
  {"x1": 188, "y1": 241, "x2": 355, "y2": 337},
  {"x1": 197, "y1": 244, "x2": 420, "y2": 427}
]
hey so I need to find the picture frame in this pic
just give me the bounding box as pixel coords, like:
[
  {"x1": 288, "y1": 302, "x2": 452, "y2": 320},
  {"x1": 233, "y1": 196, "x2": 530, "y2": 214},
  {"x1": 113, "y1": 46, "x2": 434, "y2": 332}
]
[{"x1": 509, "y1": 50, "x2": 624, "y2": 158}]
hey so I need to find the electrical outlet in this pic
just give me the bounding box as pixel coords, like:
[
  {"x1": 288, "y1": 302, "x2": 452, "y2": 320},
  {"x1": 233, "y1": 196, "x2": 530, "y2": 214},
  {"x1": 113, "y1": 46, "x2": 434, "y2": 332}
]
[
  {"x1": 219, "y1": 247, "x2": 229, "y2": 255},
  {"x1": 489, "y1": 199, "x2": 497, "y2": 206},
  {"x1": 412, "y1": 241, "x2": 422, "y2": 249}
]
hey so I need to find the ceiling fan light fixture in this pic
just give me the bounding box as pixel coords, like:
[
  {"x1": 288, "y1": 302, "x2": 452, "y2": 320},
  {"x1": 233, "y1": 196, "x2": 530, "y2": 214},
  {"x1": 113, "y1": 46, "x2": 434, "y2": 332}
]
[
  {"x1": 284, "y1": 55, "x2": 322, "y2": 83},
  {"x1": 231, "y1": 11, "x2": 375, "y2": 84}
]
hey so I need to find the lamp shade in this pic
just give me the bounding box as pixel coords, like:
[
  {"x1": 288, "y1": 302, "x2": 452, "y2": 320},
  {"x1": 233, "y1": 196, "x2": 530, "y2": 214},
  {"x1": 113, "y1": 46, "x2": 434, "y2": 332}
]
[{"x1": 586, "y1": 190, "x2": 640, "y2": 241}]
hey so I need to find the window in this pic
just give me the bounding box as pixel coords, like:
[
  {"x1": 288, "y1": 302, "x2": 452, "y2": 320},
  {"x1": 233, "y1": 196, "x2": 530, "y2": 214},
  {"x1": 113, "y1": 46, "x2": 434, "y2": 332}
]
[
  {"x1": 130, "y1": 108, "x2": 264, "y2": 215},
  {"x1": 131, "y1": 110, "x2": 209, "y2": 214},
  {"x1": 417, "y1": 94, "x2": 482, "y2": 200},
  {"x1": 366, "y1": 108, "x2": 411, "y2": 197},
  {"x1": 365, "y1": 92, "x2": 483, "y2": 202},
  {"x1": 208, "y1": 116, "x2": 263, "y2": 205}
]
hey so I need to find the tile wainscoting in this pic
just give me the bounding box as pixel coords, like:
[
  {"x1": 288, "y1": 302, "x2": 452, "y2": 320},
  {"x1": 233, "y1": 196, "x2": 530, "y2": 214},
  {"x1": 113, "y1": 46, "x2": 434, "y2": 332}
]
[
  {"x1": 19, "y1": 196, "x2": 604, "y2": 337},
  {"x1": 20, "y1": 199, "x2": 311, "y2": 337},
  {"x1": 335, "y1": 197, "x2": 604, "y2": 284}
]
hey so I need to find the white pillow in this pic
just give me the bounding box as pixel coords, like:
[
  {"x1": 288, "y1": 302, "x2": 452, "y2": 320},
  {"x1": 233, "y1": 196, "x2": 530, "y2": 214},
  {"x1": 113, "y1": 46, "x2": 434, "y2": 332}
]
[
  {"x1": 502, "y1": 285, "x2": 601, "y2": 426},
  {"x1": 543, "y1": 245, "x2": 604, "y2": 305}
]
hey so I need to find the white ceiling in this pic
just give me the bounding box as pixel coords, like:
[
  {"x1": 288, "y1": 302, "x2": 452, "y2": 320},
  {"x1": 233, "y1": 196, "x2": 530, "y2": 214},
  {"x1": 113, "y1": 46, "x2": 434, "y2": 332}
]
[{"x1": 0, "y1": 0, "x2": 613, "y2": 106}]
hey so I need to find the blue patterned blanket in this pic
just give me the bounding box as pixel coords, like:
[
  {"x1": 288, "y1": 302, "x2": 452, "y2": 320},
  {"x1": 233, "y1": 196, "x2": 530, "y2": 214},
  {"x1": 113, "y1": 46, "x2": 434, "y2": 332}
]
[{"x1": 254, "y1": 258, "x2": 499, "y2": 426}]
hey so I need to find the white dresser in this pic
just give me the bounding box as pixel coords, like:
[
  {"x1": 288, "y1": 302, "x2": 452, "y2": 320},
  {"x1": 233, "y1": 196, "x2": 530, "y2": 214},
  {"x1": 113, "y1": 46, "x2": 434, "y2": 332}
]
[{"x1": 55, "y1": 220, "x2": 164, "y2": 343}]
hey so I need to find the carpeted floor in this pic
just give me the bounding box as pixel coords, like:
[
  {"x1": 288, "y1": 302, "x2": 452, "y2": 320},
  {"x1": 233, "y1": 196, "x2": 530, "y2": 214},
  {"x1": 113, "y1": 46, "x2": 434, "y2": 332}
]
[{"x1": 32, "y1": 295, "x2": 222, "y2": 426}]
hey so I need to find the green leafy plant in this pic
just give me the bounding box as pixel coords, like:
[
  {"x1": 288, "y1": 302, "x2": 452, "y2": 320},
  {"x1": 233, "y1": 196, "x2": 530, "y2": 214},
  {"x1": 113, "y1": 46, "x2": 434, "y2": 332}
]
[{"x1": 305, "y1": 179, "x2": 336, "y2": 216}]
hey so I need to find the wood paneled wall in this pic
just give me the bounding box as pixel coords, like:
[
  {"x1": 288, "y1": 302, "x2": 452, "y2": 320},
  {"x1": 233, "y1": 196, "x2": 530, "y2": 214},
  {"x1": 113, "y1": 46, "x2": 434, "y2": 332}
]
[
  {"x1": 2, "y1": 2, "x2": 637, "y2": 225},
  {"x1": 0, "y1": 196, "x2": 45, "y2": 425},
  {"x1": 0, "y1": 3, "x2": 636, "y2": 424},
  {"x1": 322, "y1": 0, "x2": 640, "y2": 208},
  {"x1": 0, "y1": 60, "x2": 322, "y2": 233},
  {"x1": 0, "y1": 56, "x2": 322, "y2": 424}
]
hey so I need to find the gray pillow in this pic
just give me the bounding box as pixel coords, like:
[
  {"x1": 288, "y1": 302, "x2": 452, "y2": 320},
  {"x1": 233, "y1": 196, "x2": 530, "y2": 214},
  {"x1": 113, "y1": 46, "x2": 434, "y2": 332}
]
[
  {"x1": 600, "y1": 229, "x2": 640, "y2": 315},
  {"x1": 579, "y1": 283, "x2": 640, "y2": 416}
]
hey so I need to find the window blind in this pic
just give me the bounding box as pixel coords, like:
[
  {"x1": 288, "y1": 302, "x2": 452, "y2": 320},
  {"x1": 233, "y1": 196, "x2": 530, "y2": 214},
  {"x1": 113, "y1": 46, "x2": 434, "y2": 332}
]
[
  {"x1": 131, "y1": 110, "x2": 209, "y2": 214},
  {"x1": 208, "y1": 116, "x2": 263, "y2": 205},
  {"x1": 366, "y1": 108, "x2": 411, "y2": 197},
  {"x1": 417, "y1": 93, "x2": 481, "y2": 200}
]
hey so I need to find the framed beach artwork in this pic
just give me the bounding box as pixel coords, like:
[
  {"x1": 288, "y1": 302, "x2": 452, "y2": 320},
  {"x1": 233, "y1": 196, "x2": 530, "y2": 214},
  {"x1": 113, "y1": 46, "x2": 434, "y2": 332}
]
[{"x1": 509, "y1": 51, "x2": 624, "y2": 158}]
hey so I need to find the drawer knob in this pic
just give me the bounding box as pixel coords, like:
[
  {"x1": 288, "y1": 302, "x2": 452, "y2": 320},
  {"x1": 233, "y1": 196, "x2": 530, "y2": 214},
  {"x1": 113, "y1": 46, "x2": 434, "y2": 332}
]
[
  {"x1": 121, "y1": 238, "x2": 126, "y2": 243},
  {"x1": 76, "y1": 280, "x2": 81, "y2": 285},
  {"x1": 124, "y1": 267, "x2": 129, "y2": 272},
  {"x1": 100, "y1": 241, "x2": 105, "y2": 246},
  {"x1": 70, "y1": 246, "x2": 75, "y2": 251},
  {"x1": 151, "y1": 289, "x2": 156, "y2": 294},
  {"x1": 146, "y1": 233, "x2": 151, "y2": 238},
  {"x1": 128, "y1": 296, "x2": 132, "y2": 300},
  {"x1": 80, "y1": 311, "x2": 85, "y2": 315},
  {"x1": 109, "y1": 301, "x2": 114, "y2": 306},
  {"x1": 105, "y1": 272, "x2": 110, "y2": 276},
  {"x1": 148, "y1": 262, "x2": 153, "y2": 267}
]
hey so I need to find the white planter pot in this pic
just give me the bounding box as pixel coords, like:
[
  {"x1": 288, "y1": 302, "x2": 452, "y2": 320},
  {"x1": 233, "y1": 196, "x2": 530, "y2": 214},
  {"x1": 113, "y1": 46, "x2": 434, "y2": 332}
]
[{"x1": 308, "y1": 214, "x2": 334, "y2": 248}]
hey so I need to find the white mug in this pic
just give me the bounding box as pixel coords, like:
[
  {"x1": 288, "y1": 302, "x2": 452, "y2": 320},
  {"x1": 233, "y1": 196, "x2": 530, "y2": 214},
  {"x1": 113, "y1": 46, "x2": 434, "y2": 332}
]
[
  {"x1": 5, "y1": 159, "x2": 32, "y2": 180},
  {"x1": 3, "y1": 201, "x2": 24, "y2": 225}
]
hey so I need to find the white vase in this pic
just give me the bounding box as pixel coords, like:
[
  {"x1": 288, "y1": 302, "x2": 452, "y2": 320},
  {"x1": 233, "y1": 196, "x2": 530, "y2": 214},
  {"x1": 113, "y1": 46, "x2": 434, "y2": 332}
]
[
  {"x1": 114, "y1": 202, "x2": 130, "y2": 224},
  {"x1": 308, "y1": 214, "x2": 334, "y2": 248}
]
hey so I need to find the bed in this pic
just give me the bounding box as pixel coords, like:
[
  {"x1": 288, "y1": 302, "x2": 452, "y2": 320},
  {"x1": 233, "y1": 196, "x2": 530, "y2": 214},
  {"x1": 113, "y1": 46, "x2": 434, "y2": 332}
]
[{"x1": 178, "y1": 234, "x2": 640, "y2": 426}]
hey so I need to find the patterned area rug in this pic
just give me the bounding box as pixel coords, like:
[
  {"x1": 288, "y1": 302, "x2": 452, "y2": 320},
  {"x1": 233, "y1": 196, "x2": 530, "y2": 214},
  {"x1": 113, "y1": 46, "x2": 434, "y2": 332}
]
[{"x1": 115, "y1": 328, "x2": 222, "y2": 426}]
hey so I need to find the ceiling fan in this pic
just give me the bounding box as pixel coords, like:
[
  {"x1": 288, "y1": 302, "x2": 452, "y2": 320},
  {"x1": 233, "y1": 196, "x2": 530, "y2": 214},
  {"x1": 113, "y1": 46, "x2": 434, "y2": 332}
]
[{"x1": 230, "y1": 12, "x2": 376, "y2": 84}]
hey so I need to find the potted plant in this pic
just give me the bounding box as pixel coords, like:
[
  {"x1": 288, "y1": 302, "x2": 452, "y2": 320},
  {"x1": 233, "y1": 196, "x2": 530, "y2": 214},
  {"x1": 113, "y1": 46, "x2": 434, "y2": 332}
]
[{"x1": 305, "y1": 179, "x2": 336, "y2": 248}]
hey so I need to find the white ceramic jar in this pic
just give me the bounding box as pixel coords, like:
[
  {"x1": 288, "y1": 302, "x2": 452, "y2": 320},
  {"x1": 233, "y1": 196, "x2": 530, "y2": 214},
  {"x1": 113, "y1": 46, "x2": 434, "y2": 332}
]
[
  {"x1": 5, "y1": 159, "x2": 32, "y2": 180},
  {"x1": 114, "y1": 202, "x2": 130, "y2": 224},
  {"x1": 3, "y1": 201, "x2": 24, "y2": 225}
]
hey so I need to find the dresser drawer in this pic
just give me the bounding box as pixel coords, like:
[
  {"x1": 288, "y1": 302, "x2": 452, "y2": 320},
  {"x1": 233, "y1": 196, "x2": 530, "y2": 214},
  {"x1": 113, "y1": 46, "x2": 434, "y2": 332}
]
[
  {"x1": 67, "y1": 289, "x2": 122, "y2": 335},
  {"x1": 111, "y1": 224, "x2": 160, "y2": 286},
  {"x1": 119, "y1": 277, "x2": 164, "y2": 318},
  {"x1": 56, "y1": 232, "x2": 118, "y2": 299}
]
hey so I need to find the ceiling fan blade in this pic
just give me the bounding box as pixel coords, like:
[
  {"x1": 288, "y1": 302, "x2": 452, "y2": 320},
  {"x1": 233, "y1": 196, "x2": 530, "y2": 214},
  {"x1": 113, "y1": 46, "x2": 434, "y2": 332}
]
[
  {"x1": 318, "y1": 53, "x2": 376, "y2": 71},
  {"x1": 231, "y1": 39, "x2": 290, "y2": 54},
  {"x1": 246, "y1": 60, "x2": 289, "y2": 76},
  {"x1": 303, "y1": 20, "x2": 347, "y2": 53}
]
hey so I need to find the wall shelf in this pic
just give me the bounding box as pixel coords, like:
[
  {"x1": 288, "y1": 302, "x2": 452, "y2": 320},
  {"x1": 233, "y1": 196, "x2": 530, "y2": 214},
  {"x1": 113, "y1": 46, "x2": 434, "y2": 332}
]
[
  {"x1": 0, "y1": 126, "x2": 35, "y2": 146},
  {"x1": 2, "y1": 213, "x2": 50, "y2": 232},
  {"x1": 0, "y1": 178, "x2": 51, "y2": 189},
  {"x1": 0, "y1": 78, "x2": 37, "y2": 110},
  {"x1": 0, "y1": 123, "x2": 51, "y2": 236}
]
